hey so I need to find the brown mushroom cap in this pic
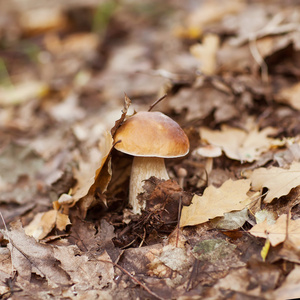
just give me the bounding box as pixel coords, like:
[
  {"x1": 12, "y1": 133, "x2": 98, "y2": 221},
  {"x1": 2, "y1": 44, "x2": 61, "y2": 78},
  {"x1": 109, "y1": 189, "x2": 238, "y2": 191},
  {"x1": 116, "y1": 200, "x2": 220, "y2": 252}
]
[{"x1": 114, "y1": 111, "x2": 189, "y2": 158}]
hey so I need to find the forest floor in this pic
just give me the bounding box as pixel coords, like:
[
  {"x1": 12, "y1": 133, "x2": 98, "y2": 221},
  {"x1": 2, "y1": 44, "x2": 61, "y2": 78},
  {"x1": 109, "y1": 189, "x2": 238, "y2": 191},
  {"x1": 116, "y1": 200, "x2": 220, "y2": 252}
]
[{"x1": 1, "y1": 0, "x2": 300, "y2": 299}]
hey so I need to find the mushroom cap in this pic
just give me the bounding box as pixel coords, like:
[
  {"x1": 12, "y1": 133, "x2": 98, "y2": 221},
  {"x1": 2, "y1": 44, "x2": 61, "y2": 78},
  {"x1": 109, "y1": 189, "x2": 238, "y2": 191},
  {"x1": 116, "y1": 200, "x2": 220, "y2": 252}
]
[{"x1": 114, "y1": 111, "x2": 189, "y2": 158}]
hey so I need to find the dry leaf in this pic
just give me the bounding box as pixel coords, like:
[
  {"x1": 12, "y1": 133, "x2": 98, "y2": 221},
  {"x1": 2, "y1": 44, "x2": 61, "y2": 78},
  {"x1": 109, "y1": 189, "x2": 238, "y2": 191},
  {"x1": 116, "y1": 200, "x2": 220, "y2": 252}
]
[
  {"x1": 20, "y1": 8, "x2": 67, "y2": 35},
  {"x1": 2, "y1": 220, "x2": 70, "y2": 286},
  {"x1": 271, "y1": 265, "x2": 300, "y2": 299},
  {"x1": 180, "y1": 179, "x2": 251, "y2": 227},
  {"x1": 200, "y1": 125, "x2": 277, "y2": 162},
  {"x1": 76, "y1": 96, "x2": 131, "y2": 217},
  {"x1": 186, "y1": 1, "x2": 244, "y2": 34},
  {"x1": 0, "y1": 81, "x2": 49, "y2": 106},
  {"x1": 275, "y1": 82, "x2": 300, "y2": 111},
  {"x1": 25, "y1": 208, "x2": 71, "y2": 240},
  {"x1": 74, "y1": 132, "x2": 113, "y2": 214},
  {"x1": 190, "y1": 33, "x2": 220, "y2": 75},
  {"x1": 249, "y1": 214, "x2": 300, "y2": 247},
  {"x1": 147, "y1": 244, "x2": 193, "y2": 278},
  {"x1": 53, "y1": 246, "x2": 115, "y2": 290},
  {"x1": 210, "y1": 207, "x2": 249, "y2": 230},
  {"x1": 248, "y1": 161, "x2": 300, "y2": 203}
]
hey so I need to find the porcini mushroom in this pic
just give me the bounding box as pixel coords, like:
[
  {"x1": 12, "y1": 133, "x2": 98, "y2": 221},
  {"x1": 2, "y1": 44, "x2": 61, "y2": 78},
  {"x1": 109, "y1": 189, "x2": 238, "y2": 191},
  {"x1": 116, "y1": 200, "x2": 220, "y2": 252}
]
[{"x1": 114, "y1": 111, "x2": 189, "y2": 214}]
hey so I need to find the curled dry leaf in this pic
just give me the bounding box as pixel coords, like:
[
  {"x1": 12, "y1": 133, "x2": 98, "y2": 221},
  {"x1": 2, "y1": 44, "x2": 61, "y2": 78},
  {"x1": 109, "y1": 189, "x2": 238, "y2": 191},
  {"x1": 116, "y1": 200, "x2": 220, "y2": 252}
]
[
  {"x1": 76, "y1": 96, "x2": 131, "y2": 218},
  {"x1": 180, "y1": 179, "x2": 251, "y2": 227},
  {"x1": 75, "y1": 132, "x2": 113, "y2": 218},
  {"x1": 247, "y1": 161, "x2": 300, "y2": 203},
  {"x1": 249, "y1": 214, "x2": 300, "y2": 247},
  {"x1": 200, "y1": 125, "x2": 277, "y2": 162}
]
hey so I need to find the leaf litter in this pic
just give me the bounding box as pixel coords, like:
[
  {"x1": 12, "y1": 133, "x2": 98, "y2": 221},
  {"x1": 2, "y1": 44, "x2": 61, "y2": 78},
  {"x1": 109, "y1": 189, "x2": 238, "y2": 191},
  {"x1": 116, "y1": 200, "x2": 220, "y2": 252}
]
[{"x1": 1, "y1": 0, "x2": 300, "y2": 299}]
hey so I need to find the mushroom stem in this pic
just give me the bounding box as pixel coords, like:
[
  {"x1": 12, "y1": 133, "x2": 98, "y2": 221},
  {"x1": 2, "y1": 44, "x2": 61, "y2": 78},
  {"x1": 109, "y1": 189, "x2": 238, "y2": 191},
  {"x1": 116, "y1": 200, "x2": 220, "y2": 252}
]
[{"x1": 129, "y1": 156, "x2": 169, "y2": 214}]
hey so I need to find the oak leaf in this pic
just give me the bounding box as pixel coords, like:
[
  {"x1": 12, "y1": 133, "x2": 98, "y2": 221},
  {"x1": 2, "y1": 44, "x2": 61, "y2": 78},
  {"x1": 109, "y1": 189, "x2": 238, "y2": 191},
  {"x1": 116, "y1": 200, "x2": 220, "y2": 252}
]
[
  {"x1": 249, "y1": 214, "x2": 300, "y2": 247},
  {"x1": 248, "y1": 162, "x2": 300, "y2": 203},
  {"x1": 200, "y1": 125, "x2": 277, "y2": 162},
  {"x1": 180, "y1": 179, "x2": 251, "y2": 227}
]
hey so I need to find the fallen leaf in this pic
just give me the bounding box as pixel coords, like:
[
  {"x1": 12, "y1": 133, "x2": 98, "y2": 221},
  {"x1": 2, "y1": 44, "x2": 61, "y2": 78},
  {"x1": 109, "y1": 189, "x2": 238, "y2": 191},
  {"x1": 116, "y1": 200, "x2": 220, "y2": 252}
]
[
  {"x1": 249, "y1": 214, "x2": 300, "y2": 247},
  {"x1": 210, "y1": 207, "x2": 249, "y2": 230},
  {"x1": 248, "y1": 161, "x2": 300, "y2": 203},
  {"x1": 275, "y1": 81, "x2": 300, "y2": 111},
  {"x1": 147, "y1": 244, "x2": 194, "y2": 278},
  {"x1": 271, "y1": 265, "x2": 300, "y2": 300},
  {"x1": 76, "y1": 96, "x2": 131, "y2": 217},
  {"x1": 192, "y1": 238, "x2": 240, "y2": 265},
  {"x1": 200, "y1": 125, "x2": 277, "y2": 162},
  {"x1": 20, "y1": 7, "x2": 67, "y2": 35},
  {"x1": 0, "y1": 81, "x2": 49, "y2": 106},
  {"x1": 190, "y1": 33, "x2": 220, "y2": 75},
  {"x1": 25, "y1": 204, "x2": 71, "y2": 240},
  {"x1": 74, "y1": 132, "x2": 113, "y2": 216},
  {"x1": 261, "y1": 238, "x2": 271, "y2": 262},
  {"x1": 2, "y1": 220, "x2": 70, "y2": 286},
  {"x1": 184, "y1": 0, "x2": 244, "y2": 37},
  {"x1": 110, "y1": 94, "x2": 131, "y2": 137},
  {"x1": 180, "y1": 179, "x2": 251, "y2": 227},
  {"x1": 53, "y1": 246, "x2": 115, "y2": 290}
]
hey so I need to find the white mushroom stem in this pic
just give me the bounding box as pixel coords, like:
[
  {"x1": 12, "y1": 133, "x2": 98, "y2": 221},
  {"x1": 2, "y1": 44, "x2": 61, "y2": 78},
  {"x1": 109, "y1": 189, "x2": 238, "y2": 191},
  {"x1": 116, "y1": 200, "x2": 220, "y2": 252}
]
[{"x1": 129, "y1": 156, "x2": 169, "y2": 214}]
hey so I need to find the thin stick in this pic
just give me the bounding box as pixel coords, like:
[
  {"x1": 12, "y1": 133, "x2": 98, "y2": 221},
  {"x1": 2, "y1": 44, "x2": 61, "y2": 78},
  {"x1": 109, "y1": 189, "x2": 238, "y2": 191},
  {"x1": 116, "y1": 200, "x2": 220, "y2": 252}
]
[{"x1": 148, "y1": 94, "x2": 167, "y2": 112}]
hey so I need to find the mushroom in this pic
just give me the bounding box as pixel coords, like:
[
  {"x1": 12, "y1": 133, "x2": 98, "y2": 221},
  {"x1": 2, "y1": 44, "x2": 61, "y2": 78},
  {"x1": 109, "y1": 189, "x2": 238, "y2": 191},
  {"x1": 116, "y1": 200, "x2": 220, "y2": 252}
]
[{"x1": 114, "y1": 111, "x2": 189, "y2": 214}]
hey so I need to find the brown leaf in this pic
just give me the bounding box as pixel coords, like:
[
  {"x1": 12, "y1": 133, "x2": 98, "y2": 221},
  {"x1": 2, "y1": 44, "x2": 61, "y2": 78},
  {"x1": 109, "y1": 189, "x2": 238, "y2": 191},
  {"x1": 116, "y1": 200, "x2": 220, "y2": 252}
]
[
  {"x1": 275, "y1": 82, "x2": 300, "y2": 111},
  {"x1": 76, "y1": 96, "x2": 131, "y2": 217},
  {"x1": 110, "y1": 94, "x2": 131, "y2": 137},
  {"x1": 248, "y1": 161, "x2": 300, "y2": 203},
  {"x1": 75, "y1": 132, "x2": 113, "y2": 218},
  {"x1": 190, "y1": 33, "x2": 220, "y2": 75},
  {"x1": 180, "y1": 179, "x2": 251, "y2": 227},
  {"x1": 53, "y1": 246, "x2": 115, "y2": 290},
  {"x1": 2, "y1": 220, "x2": 70, "y2": 286},
  {"x1": 271, "y1": 265, "x2": 300, "y2": 299},
  {"x1": 200, "y1": 124, "x2": 277, "y2": 162},
  {"x1": 249, "y1": 214, "x2": 300, "y2": 247}
]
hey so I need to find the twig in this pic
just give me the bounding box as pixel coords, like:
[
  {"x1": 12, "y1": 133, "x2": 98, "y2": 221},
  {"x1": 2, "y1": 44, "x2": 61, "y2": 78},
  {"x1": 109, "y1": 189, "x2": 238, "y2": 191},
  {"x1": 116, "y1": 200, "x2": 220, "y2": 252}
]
[
  {"x1": 138, "y1": 227, "x2": 147, "y2": 248},
  {"x1": 148, "y1": 94, "x2": 167, "y2": 112}
]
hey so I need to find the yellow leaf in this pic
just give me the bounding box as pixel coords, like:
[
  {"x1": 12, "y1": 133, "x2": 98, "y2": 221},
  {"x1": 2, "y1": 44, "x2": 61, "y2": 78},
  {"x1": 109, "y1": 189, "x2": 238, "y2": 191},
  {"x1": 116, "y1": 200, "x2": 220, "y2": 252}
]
[
  {"x1": 248, "y1": 162, "x2": 300, "y2": 203},
  {"x1": 261, "y1": 238, "x2": 270, "y2": 262},
  {"x1": 180, "y1": 179, "x2": 251, "y2": 227},
  {"x1": 249, "y1": 214, "x2": 300, "y2": 247}
]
